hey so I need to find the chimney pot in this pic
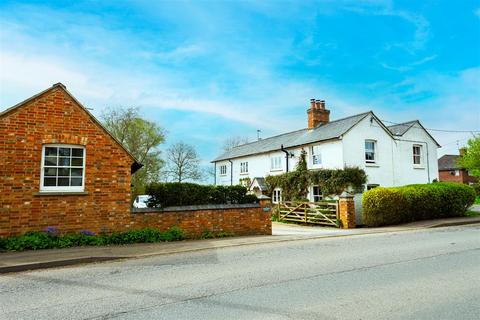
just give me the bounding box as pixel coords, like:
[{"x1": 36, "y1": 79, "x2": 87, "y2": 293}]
[{"x1": 307, "y1": 98, "x2": 330, "y2": 129}]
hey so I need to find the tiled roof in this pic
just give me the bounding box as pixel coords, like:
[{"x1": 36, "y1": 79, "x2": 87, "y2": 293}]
[
  {"x1": 438, "y1": 155, "x2": 461, "y2": 170},
  {"x1": 213, "y1": 111, "x2": 371, "y2": 162},
  {"x1": 387, "y1": 120, "x2": 418, "y2": 136}
]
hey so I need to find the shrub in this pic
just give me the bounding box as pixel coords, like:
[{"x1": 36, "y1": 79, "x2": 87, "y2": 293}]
[
  {"x1": 471, "y1": 183, "x2": 480, "y2": 196},
  {"x1": 363, "y1": 182, "x2": 476, "y2": 227},
  {"x1": 145, "y1": 182, "x2": 258, "y2": 208},
  {"x1": 0, "y1": 227, "x2": 186, "y2": 252}
]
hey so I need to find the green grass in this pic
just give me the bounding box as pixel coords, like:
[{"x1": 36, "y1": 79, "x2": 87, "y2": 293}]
[{"x1": 475, "y1": 196, "x2": 480, "y2": 204}]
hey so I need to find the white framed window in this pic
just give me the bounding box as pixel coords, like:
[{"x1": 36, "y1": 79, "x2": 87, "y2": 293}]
[
  {"x1": 365, "y1": 140, "x2": 376, "y2": 163},
  {"x1": 240, "y1": 162, "x2": 248, "y2": 174},
  {"x1": 454, "y1": 170, "x2": 460, "y2": 176},
  {"x1": 219, "y1": 165, "x2": 227, "y2": 176},
  {"x1": 413, "y1": 145, "x2": 422, "y2": 165},
  {"x1": 270, "y1": 156, "x2": 282, "y2": 171},
  {"x1": 311, "y1": 186, "x2": 322, "y2": 202},
  {"x1": 40, "y1": 144, "x2": 86, "y2": 192},
  {"x1": 311, "y1": 145, "x2": 322, "y2": 165},
  {"x1": 272, "y1": 188, "x2": 282, "y2": 204}
]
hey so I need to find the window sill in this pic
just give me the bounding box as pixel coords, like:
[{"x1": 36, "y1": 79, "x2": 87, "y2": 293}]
[
  {"x1": 270, "y1": 169, "x2": 283, "y2": 172},
  {"x1": 413, "y1": 166, "x2": 426, "y2": 170},
  {"x1": 239, "y1": 173, "x2": 249, "y2": 175},
  {"x1": 365, "y1": 163, "x2": 380, "y2": 168},
  {"x1": 34, "y1": 192, "x2": 89, "y2": 196}
]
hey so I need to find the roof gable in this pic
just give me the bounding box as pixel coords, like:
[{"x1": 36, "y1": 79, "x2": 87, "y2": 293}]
[
  {"x1": 387, "y1": 120, "x2": 441, "y2": 147},
  {"x1": 1, "y1": 83, "x2": 141, "y2": 171}
]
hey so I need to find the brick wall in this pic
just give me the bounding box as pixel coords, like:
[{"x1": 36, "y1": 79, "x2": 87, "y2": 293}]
[
  {"x1": 439, "y1": 170, "x2": 477, "y2": 184},
  {"x1": 131, "y1": 204, "x2": 272, "y2": 237},
  {"x1": 0, "y1": 85, "x2": 135, "y2": 237}
]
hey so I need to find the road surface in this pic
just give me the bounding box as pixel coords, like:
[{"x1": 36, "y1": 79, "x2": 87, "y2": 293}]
[{"x1": 1, "y1": 224, "x2": 479, "y2": 319}]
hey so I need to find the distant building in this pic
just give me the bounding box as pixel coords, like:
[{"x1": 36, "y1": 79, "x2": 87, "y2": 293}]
[{"x1": 438, "y1": 153, "x2": 477, "y2": 184}]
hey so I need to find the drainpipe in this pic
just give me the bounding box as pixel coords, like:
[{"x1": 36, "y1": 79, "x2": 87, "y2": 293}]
[
  {"x1": 213, "y1": 162, "x2": 217, "y2": 185},
  {"x1": 281, "y1": 144, "x2": 289, "y2": 172},
  {"x1": 228, "y1": 159, "x2": 233, "y2": 185}
]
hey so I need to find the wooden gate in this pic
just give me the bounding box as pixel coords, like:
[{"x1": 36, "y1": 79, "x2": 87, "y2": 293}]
[{"x1": 276, "y1": 201, "x2": 339, "y2": 227}]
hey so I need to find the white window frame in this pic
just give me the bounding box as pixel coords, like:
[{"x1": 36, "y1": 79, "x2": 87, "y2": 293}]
[
  {"x1": 240, "y1": 161, "x2": 249, "y2": 174},
  {"x1": 40, "y1": 144, "x2": 86, "y2": 192},
  {"x1": 272, "y1": 188, "x2": 282, "y2": 204},
  {"x1": 365, "y1": 140, "x2": 376, "y2": 163},
  {"x1": 454, "y1": 170, "x2": 460, "y2": 176},
  {"x1": 219, "y1": 165, "x2": 227, "y2": 176},
  {"x1": 311, "y1": 185, "x2": 323, "y2": 202},
  {"x1": 270, "y1": 156, "x2": 282, "y2": 171},
  {"x1": 310, "y1": 145, "x2": 322, "y2": 166},
  {"x1": 413, "y1": 145, "x2": 422, "y2": 165}
]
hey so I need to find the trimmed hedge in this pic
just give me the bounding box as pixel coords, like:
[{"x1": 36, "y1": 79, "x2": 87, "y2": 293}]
[
  {"x1": 363, "y1": 182, "x2": 476, "y2": 227},
  {"x1": 145, "y1": 183, "x2": 258, "y2": 208}
]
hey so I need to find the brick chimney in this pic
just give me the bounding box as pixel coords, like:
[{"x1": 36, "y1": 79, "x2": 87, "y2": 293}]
[{"x1": 307, "y1": 98, "x2": 330, "y2": 129}]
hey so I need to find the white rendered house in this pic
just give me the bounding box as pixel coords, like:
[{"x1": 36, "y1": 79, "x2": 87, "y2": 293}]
[{"x1": 212, "y1": 99, "x2": 440, "y2": 203}]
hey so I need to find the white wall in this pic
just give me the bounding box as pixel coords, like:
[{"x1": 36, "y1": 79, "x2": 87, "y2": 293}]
[
  {"x1": 342, "y1": 116, "x2": 396, "y2": 187},
  {"x1": 393, "y1": 123, "x2": 439, "y2": 185},
  {"x1": 215, "y1": 140, "x2": 344, "y2": 186}
]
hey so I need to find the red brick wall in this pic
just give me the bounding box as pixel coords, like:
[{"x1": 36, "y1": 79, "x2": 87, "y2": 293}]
[
  {"x1": 439, "y1": 170, "x2": 477, "y2": 184},
  {"x1": 131, "y1": 205, "x2": 272, "y2": 237},
  {"x1": 0, "y1": 86, "x2": 134, "y2": 237}
]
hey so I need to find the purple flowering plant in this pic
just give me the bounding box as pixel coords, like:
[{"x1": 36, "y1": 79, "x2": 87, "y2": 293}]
[
  {"x1": 80, "y1": 230, "x2": 96, "y2": 236},
  {"x1": 44, "y1": 226, "x2": 60, "y2": 237}
]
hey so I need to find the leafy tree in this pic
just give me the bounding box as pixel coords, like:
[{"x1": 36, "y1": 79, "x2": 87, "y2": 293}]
[
  {"x1": 222, "y1": 136, "x2": 249, "y2": 152},
  {"x1": 458, "y1": 136, "x2": 480, "y2": 177},
  {"x1": 165, "y1": 142, "x2": 202, "y2": 182},
  {"x1": 101, "y1": 107, "x2": 165, "y2": 197}
]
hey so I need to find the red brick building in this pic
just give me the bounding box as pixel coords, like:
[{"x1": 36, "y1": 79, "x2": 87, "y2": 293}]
[
  {"x1": 438, "y1": 154, "x2": 477, "y2": 184},
  {"x1": 0, "y1": 83, "x2": 141, "y2": 237}
]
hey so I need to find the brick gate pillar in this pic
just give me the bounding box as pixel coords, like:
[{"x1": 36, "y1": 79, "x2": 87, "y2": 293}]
[
  {"x1": 257, "y1": 195, "x2": 272, "y2": 235},
  {"x1": 339, "y1": 191, "x2": 356, "y2": 229}
]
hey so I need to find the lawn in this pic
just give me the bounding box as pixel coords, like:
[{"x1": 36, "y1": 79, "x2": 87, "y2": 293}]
[{"x1": 475, "y1": 196, "x2": 480, "y2": 204}]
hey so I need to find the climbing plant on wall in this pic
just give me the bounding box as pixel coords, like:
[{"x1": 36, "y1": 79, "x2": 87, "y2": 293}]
[{"x1": 265, "y1": 150, "x2": 367, "y2": 201}]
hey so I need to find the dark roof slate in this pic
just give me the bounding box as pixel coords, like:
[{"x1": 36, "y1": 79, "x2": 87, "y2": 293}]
[
  {"x1": 438, "y1": 155, "x2": 461, "y2": 170},
  {"x1": 213, "y1": 111, "x2": 371, "y2": 161}
]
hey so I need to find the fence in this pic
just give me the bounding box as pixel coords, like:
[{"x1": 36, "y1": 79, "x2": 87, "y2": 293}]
[{"x1": 276, "y1": 201, "x2": 339, "y2": 227}]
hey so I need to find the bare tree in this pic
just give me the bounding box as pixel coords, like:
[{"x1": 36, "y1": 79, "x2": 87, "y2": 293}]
[
  {"x1": 165, "y1": 142, "x2": 202, "y2": 182},
  {"x1": 222, "y1": 136, "x2": 249, "y2": 152}
]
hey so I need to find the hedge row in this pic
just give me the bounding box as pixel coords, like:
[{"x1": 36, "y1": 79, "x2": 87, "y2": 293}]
[
  {"x1": 362, "y1": 182, "x2": 476, "y2": 227},
  {"x1": 145, "y1": 183, "x2": 258, "y2": 208},
  {"x1": 0, "y1": 227, "x2": 185, "y2": 251}
]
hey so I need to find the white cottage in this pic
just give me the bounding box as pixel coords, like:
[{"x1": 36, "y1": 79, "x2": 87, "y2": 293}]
[{"x1": 212, "y1": 99, "x2": 440, "y2": 203}]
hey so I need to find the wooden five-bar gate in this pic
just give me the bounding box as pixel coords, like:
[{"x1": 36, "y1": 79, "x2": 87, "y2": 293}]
[{"x1": 276, "y1": 201, "x2": 339, "y2": 227}]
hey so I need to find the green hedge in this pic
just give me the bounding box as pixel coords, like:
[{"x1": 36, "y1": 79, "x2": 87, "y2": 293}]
[
  {"x1": 0, "y1": 227, "x2": 185, "y2": 251},
  {"x1": 145, "y1": 183, "x2": 258, "y2": 208},
  {"x1": 362, "y1": 182, "x2": 476, "y2": 227}
]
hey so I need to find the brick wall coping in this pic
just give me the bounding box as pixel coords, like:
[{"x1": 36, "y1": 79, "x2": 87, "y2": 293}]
[{"x1": 131, "y1": 203, "x2": 261, "y2": 213}]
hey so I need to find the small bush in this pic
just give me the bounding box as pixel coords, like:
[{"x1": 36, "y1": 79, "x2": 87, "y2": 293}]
[
  {"x1": 145, "y1": 182, "x2": 258, "y2": 208},
  {"x1": 363, "y1": 182, "x2": 476, "y2": 227},
  {"x1": 0, "y1": 227, "x2": 186, "y2": 252},
  {"x1": 471, "y1": 183, "x2": 480, "y2": 196}
]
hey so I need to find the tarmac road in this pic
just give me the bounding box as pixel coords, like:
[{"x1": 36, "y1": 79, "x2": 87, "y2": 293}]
[{"x1": 1, "y1": 224, "x2": 479, "y2": 320}]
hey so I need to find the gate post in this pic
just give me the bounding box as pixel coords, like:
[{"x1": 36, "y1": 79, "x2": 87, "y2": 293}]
[{"x1": 339, "y1": 191, "x2": 356, "y2": 229}]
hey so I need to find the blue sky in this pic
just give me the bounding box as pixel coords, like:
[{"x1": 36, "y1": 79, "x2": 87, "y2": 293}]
[{"x1": 1, "y1": 0, "x2": 479, "y2": 171}]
